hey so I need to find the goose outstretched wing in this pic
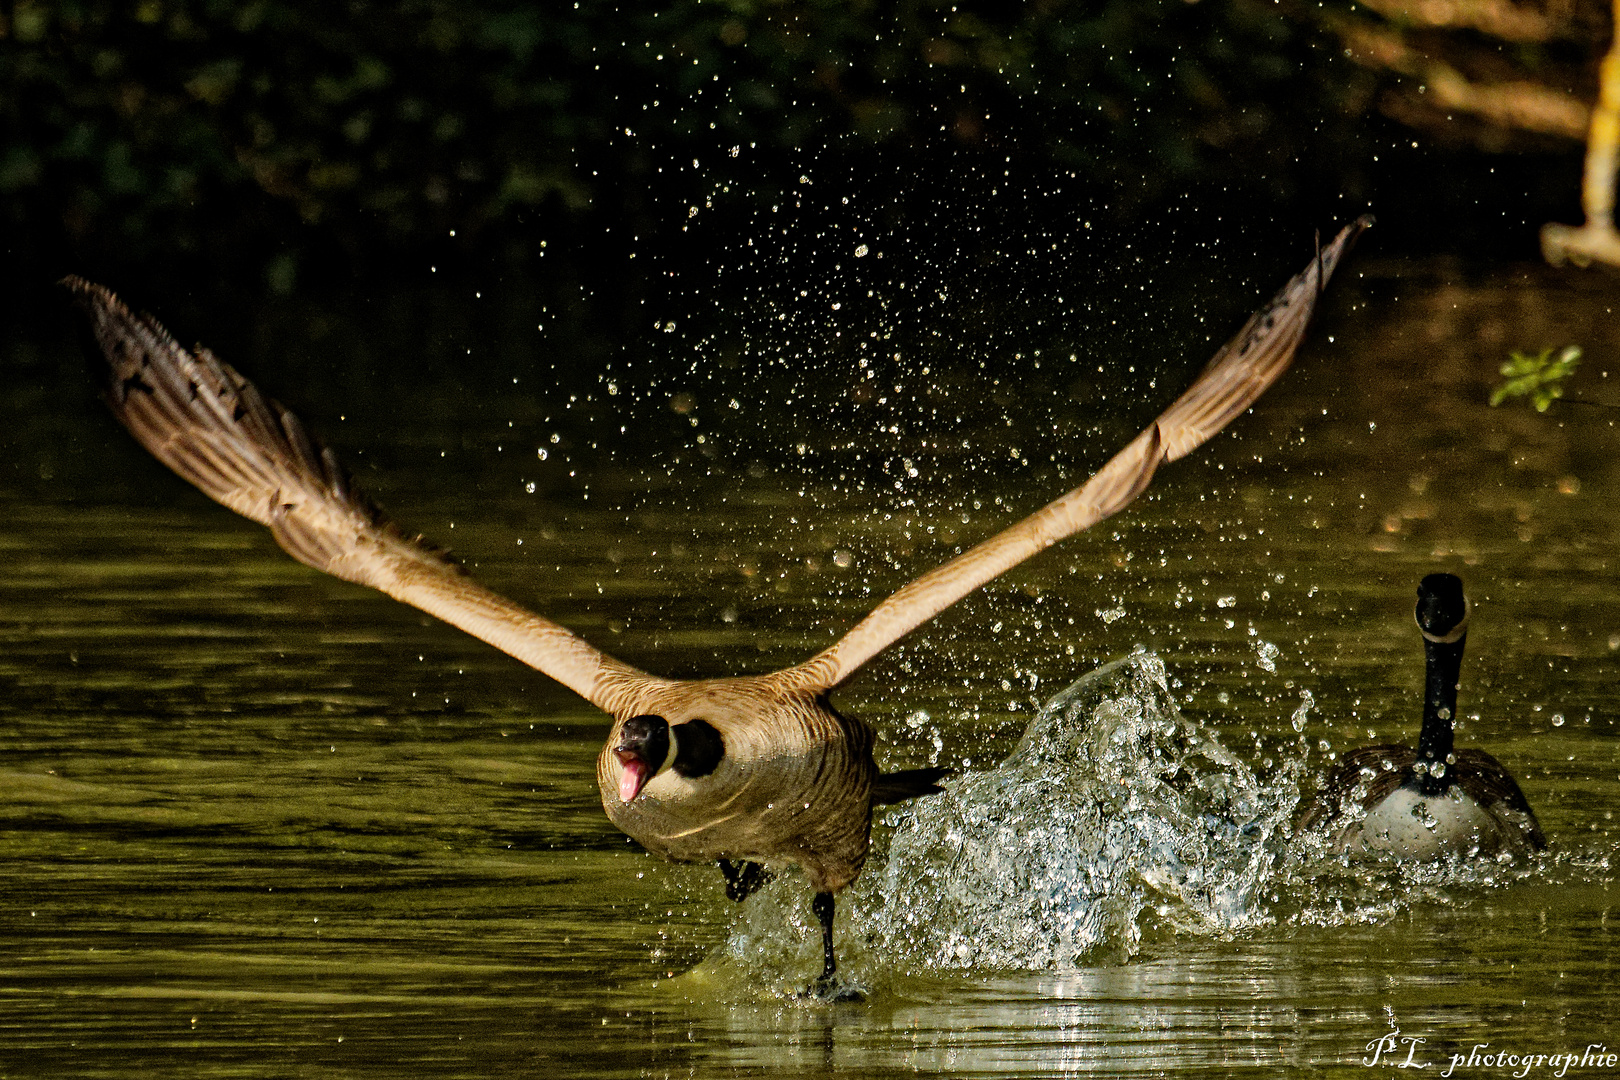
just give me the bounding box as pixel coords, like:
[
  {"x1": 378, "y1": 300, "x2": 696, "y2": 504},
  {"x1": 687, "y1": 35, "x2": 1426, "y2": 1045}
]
[
  {"x1": 790, "y1": 216, "x2": 1372, "y2": 691},
  {"x1": 65, "y1": 276, "x2": 654, "y2": 711}
]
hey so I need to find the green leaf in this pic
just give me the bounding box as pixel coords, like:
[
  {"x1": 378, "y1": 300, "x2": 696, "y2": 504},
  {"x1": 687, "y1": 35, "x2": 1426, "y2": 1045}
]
[{"x1": 1490, "y1": 346, "x2": 1581, "y2": 411}]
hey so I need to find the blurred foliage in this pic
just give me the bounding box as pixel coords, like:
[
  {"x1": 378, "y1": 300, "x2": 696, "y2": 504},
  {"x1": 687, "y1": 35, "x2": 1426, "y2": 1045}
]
[
  {"x1": 1491, "y1": 344, "x2": 1582, "y2": 410},
  {"x1": 1, "y1": 0, "x2": 1377, "y2": 279},
  {"x1": 0, "y1": 0, "x2": 1608, "y2": 289}
]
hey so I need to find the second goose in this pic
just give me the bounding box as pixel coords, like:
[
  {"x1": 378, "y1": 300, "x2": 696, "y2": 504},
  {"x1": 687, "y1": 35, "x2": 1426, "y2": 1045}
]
[{"x1": 1296, "y1": 573, "x2": 1546, "y2": 859}]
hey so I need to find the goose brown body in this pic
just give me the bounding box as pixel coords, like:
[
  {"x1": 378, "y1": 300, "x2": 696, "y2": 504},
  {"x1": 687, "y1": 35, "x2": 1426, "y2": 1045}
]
[
  {"x1": 63, "y1": 214, "x2": 1370, "y2": 988},
  {"x1": 596, "y1": 675, "x2": 877, "y2": 893}
]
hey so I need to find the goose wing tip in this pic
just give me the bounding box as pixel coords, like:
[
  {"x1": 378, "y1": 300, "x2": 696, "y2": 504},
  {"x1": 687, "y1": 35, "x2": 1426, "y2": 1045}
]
[
  {"x1": 59, "y1": 276, "x2": 129, "y2": 316},
  {"x1": 60, "y1": 275, "x2": 111, "y2": 316},
  {"x1": 1335, "y1": 214, "x2": 1375, "y2": 256}
]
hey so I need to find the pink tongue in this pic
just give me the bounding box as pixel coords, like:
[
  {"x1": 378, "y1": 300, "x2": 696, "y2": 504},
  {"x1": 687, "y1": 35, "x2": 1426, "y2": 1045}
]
[{"x1": 619, "y1": 760, "x2": 648, "y2": 803}]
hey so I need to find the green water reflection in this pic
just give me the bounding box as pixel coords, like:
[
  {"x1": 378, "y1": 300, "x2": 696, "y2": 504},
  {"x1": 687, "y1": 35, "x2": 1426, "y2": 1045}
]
[{"x1": 2, "y1": 259, "x2": 1618, "y2": 1077}]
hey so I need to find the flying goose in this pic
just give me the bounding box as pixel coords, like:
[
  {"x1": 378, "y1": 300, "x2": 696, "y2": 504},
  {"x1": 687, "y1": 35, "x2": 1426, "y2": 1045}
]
[
  {"x1": 63, "y1": 215, "x2": 1369, "y2": 994},
  {"x1": 1295, "y1": 573, "x2": 1546, "y2": 858}
]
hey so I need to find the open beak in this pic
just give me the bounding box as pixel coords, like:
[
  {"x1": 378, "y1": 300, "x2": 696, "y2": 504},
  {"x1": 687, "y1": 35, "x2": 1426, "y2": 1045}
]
[
  {"x1": 612, "y1": 714, "x2": 669, "y2": 804},
  {"x1": 616, "y1": 750, "x2": 651, "y2": 803}
]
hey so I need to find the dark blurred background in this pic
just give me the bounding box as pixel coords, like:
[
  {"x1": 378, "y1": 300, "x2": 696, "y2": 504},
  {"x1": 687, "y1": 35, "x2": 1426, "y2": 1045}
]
[{"x1": 2, "y1": 0, "x2": 1606, "y2": 300}]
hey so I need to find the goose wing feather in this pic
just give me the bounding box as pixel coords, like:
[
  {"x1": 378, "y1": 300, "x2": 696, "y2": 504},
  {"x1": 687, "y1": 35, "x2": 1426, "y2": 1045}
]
[
  {"x1": 64, "y1": 276, "x2": 652, "y2": 711},
  {"x1": 1293, "y1": 743, "x2": 1416, "y2": 836},
  {"x1": 1453, "y1": 748, "x2": 1547, "y2": 849}
]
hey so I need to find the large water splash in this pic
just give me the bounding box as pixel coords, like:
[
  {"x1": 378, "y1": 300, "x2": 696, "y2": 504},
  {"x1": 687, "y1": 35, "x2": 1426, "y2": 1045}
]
[{"x1": 868, "y1": 650, "x2": 1300, "y2": 970}]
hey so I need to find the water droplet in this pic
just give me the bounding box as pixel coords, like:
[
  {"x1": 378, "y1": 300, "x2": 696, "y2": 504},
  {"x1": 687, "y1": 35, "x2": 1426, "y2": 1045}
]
[{"x1": 1291, "y1": 688, "x2": 1315, "y2": 732}]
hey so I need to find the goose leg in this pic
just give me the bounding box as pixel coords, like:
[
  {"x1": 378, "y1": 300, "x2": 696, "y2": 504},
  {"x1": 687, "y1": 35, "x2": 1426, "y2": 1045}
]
[
  {"x1": 811, "y1": 891, "x2": 838, "y2": 985},
  {"x1": 805, "y1": 891, "x2": 862, "y2": 1000},
  {"x1": 717, "y1": 859, "x2": 776, "y2": 902}
]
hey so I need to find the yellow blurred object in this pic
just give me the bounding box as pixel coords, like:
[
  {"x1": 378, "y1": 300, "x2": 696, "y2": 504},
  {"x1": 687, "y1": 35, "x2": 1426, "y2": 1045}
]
[{"x1": 1543, "y1": 0, "x2": 1620, "y2": 267}]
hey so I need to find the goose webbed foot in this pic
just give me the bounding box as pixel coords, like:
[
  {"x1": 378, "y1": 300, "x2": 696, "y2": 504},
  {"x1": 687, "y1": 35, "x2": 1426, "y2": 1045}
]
[
  {"x1": 802, "y1": 973, "x2": 866, "y2": 1002},
  {"x1": 717, "y1": 859, "x2": 775, "y2": 902}
]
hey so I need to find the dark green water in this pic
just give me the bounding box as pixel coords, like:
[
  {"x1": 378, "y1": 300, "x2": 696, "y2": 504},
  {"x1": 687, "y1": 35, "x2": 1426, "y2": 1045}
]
[{"x1": 3, "y1": 253, "x2": 1619, "y2": 1077}]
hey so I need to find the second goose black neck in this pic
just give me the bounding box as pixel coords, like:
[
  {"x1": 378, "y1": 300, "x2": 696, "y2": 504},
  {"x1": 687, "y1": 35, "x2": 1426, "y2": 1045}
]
[{"x1": 1414, "y1": 573, "x2": 1468, "y2": 797}]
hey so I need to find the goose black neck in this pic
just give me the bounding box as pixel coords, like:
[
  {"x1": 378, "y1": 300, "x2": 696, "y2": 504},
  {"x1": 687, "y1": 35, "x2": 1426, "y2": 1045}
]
[
  {"x1": 1413, "y1": 573, "x2": 1468, "y2": 797},
  {"x1": 1416, "y1": 630, "x2": 1464, "y2": 795}
]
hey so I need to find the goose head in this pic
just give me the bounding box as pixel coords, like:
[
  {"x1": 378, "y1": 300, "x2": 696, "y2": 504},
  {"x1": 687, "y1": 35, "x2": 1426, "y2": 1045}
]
[{"x1": 612, "y1": 713, "x2": 724, "y2": 803}]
